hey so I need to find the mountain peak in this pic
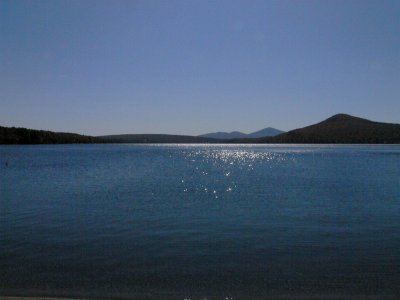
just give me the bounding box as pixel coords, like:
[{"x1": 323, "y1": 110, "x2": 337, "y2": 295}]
[
  {"x1": 325, "y1": 113, "x2": 372, "y2": 122},
  {"x1": 328, "y1": 113, "x2": 351, "y2": 119},
  {"x1": 258, "y1": 113, "x2": 400, "y2": 144},
  {"x1": 248, "y1": 127, "x2": 285, "y2": 138}
]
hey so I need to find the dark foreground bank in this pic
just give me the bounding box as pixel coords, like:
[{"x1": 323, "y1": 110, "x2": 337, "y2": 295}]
[{"x1": 1, "y1": 294, "x2": 399, "y2": 300}]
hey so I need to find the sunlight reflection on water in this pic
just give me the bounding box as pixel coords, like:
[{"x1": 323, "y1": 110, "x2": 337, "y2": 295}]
[{"x1": 178, "y1": 147, "x2": 297, "y2": 199}]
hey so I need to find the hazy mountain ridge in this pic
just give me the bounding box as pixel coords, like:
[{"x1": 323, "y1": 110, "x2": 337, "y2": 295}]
[
  {"x1": 247, "y1": 127, "x2": 285, "y2": 138},
  {"x1": 230, "y1": 114, "x2": 400, "y2": 144},
  {"x1": 200, "y1": 127, "x2": 284, "y2": 139},
  {"x1": 2, "y1": 114, "x2": 399, "y2": 144}
]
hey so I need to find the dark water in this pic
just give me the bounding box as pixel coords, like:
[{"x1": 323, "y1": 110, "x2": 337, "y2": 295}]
[{"x1": 1, "y1": 144, "x2": 399, "y2": 299}]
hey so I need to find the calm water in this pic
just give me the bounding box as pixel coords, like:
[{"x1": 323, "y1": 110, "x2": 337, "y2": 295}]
[{"x1": 1, "y1": 144, "x2": 399, "y2": 299}]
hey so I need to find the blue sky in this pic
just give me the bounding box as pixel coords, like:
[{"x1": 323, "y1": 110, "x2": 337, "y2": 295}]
[{"x1": 1, "y1": 0, "x2": 399, "y2": 135}]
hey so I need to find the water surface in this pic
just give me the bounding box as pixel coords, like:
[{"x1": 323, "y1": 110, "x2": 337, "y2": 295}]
[{"x1": 1, "y1": 144, "x2": 399, "y2": 299}]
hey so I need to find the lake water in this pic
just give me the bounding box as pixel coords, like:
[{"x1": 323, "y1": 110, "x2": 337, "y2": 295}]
[{"x1": 1, "y1": 144, "x2": 399, "y2": 299}]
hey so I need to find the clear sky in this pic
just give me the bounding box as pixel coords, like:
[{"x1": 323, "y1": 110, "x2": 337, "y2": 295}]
[{"x1": 1, "y1": 0, "x2": 399, "y2": 135}]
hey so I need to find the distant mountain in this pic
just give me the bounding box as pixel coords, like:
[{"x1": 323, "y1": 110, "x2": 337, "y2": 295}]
[
  {"x1": 230, "y1": 114, "x2": 400, "y2": 144},
  {"x1": 97, "y1": 134, "x2": 221, "y2": 143},
  {"x1": 247, "y1": 127, "x2": 285, "y2": 138},
  {"x1": 200, "y1": 127, "x2": 284, "y2": 139},
  {"x1": 0, "y1": 126, "x2": 99, "y2": 144}
]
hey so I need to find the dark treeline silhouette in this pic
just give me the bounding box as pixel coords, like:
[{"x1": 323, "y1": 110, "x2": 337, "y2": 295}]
[
  {"x1": 98, "y1": 134, "x2": 221, "y2": 143},
  {"x1": 0, "y1": 126, "x2": 99, "y2": 144},
  {"x1": 229, "y1": 114, "x2": 400, "y2": 144},
  {"x1": 0, "y1": 127, "x2": 220, "y2": 144},
  {"x1": 2, "y1": 114, "x2": 400, "y2": 144}
]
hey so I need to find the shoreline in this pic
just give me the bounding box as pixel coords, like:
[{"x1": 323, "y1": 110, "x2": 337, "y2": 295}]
[{"x1": 1, "y1": 295, "x2": 399, "y2": 300}]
